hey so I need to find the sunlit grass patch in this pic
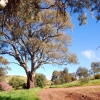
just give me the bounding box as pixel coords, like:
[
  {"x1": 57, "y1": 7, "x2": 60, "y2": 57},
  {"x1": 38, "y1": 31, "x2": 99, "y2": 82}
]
[
  {"x1": 0, "y1": 88, "x2": 41, "y2": 100},
  {"x1": 50, "y1": 79, "x2": 100, "y2": 88}
]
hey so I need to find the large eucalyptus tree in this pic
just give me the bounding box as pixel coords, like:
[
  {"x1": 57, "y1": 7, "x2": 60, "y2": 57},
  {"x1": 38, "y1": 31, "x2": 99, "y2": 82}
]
[{"x1": 0, "y1": 0, "x2": 78, "y2": 88}]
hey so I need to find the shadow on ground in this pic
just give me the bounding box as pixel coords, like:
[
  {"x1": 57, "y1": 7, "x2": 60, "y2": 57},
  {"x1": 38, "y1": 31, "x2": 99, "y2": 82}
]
[{"x1": 0, "y1": 96, "x2": 40, "y2": 100}]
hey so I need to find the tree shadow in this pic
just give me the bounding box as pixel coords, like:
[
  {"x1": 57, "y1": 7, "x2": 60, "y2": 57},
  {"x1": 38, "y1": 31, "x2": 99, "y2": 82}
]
[
  {"x1": 0, "y1": 96, "x2": 26, "y2": 100},
  {"x1": 0, "y1": 96, "x2": 40, "y2": 100}
]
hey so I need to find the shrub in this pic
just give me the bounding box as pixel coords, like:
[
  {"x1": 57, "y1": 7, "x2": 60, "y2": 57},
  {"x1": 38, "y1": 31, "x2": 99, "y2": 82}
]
[
  {"x1": 22, "y1": 83, "x2": 27, "y2": 89},
  {"x1": 79, "y1": 78, "x2": 89, "y2": 85},
  {"x1": 54, "y1": 79, "x2": 61, "y2": 85},
  {"x1": 35, "y1": 73, "x2": 46, "y2": 88},
  {"x1": 94, "y1": 74, "x2": 100, "y2": 79},
  {"x1": 71, "y1": 77, "x2": 77, "y2": 81},
  {"x1": 9, "y1": 76, "x2": 25, "y2": 89},
  {"x1": 0, "y1": 81, "x2": 12, "y2": 91}
]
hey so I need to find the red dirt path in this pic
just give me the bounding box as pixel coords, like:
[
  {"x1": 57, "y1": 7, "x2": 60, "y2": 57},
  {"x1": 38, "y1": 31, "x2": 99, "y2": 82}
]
[{"x1": 39, "y1": 85, "x2": 100, "y2": 100}]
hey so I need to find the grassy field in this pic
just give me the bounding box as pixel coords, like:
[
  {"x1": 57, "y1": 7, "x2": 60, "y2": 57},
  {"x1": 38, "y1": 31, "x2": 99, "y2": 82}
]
[
  {"x1": 0, "y1": 88, "x2": 41, "y2": 100},
  {"x1": 50, "y1": 79, "x2": 100, "y2": 88},
  {"x1": 6, "y1": 75, "x2": 27, "y2": 83}
]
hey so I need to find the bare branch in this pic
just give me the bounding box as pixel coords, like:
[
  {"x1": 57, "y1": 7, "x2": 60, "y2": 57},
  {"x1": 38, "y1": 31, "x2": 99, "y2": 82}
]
[
  {"x1": 0, "y1": 51, "x2": 16, "y2": 58},
  {"x1": 96, "y1": 46, "x2": 100, "y2": 50},
  {"x1": 9, "y1": 62, "x2": 20, "y2": 66},
  {"x1": 17, "y1": 39, "x2": 28, "y2": 62}
]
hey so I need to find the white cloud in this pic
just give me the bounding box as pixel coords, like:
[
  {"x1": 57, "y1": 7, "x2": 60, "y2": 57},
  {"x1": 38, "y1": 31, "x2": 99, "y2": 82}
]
[
  {"x1": 82, "y1": 50, "x2": 100, "y2": 61},
  {"x1": 82, "y1": 50, "x2": 96, "y2": 60}
]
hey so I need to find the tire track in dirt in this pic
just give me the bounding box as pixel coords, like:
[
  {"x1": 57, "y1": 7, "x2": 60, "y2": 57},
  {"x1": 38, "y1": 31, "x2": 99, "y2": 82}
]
[{"x1": 39, "y1": 85, "x2": 100, "y2": 100}]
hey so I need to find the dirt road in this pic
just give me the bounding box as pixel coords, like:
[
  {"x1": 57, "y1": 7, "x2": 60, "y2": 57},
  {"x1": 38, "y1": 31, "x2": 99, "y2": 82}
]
[{"x1": 39, "y1": 85, "x2": 100, "y2": 100}]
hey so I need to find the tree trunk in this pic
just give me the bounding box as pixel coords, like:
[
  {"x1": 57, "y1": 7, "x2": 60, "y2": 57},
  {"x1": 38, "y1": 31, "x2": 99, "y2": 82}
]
[{"x1": 26, "y1": 71, "x2": 35, "y2": 89}]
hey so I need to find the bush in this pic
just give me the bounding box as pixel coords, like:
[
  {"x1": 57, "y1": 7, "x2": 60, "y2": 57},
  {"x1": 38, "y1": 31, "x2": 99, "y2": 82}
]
[
  {"x1": 35, "y1": 73, "x2": 46, "y2": 88},
  {"x1": 9, "y1": 76, "x2": 25, "y2": 89},
  {"x1": 0, "y1": 81, "x2": 12, "y2": 91},
  {"x1": 79, "y1": 78, "x2": 89, "y2": 85},
  {"x1": 71, "y1": 77, "x2": 77, "y2": 81},
  {"x1": 22, "y1": 83, "x2": 27, "y2": 89},
  {"x1": 54, "y1": 79, "x2": 61, "y2": 85},
  {"x1": 94, "y1": 74, "x2": 100, "y2": 79}
]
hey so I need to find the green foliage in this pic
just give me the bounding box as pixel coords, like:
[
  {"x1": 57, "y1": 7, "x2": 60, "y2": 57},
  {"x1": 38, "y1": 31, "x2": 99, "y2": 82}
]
[
  {"x1": 35, "y1": 73, "x2": 46, "y2": 88},
  {"x1": 53, "y1": 79, "x2": 61, "y2": 85},
  {"x1": 0, "y1": 56, "x2": 9, "y2": 66},
  {"x1": 71, "y1": 76, "x2": 77, "y2": 81},
  {"x1": 51, "y1": 68, "x2": 77, "y2": 85},
  {"x1": 0, "y1": 88, "x2": 41, "y2": 100},
  {"x1": 2, "y1": 0, "x2": 100, "y2": 25},
  {"x1": 50, "y1": 79, "x2": 100, "y2": 88},
  {"x1": 6, "y1": 75, "x2": 27, "y2": 83},
  {"x1": 94, "y1": 74, "x2": 100, "y2": 79},
  {"x1": 9, "y1": 76, "x2": 25, "y2": 89},
  {"x1": 50, "y1": 81, "x2": 80, "y2": 88},
  {"x1": 79, "y1": 78, "x2": 89, "y2": 85},
  {"x1": 91, "y1": 62, "x2": 100, "y2": 74},
  {"x1": 0, "y1": 56, "x2": 10, "y2": 82}
]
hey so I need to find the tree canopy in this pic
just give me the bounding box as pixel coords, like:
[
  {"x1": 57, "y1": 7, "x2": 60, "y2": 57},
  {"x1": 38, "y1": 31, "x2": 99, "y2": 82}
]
[
  {"x1": 91, "y1": 62, "x2": 100, "y2": 74},
  {"x1": 1, "y1": 0, "x2": 100, "y2": 26},
  {"x1": 51, "y1": 68, "x2": 76, "y2": 85},
  {"x1": 0, "y1": 56, "x2": 10, "y2": 82},
  {"x1": 0, "y1": 56, "x2": 10, "y2": 71},
  {"x1": 76, "y1": 66, "x2": 89, "y2": 79}
]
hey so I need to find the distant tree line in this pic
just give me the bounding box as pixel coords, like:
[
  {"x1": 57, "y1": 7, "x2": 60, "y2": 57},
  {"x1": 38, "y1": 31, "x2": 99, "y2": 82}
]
[
  {"x1": 51, "y1": 68, "x2": 77, "y2": 85},
  {"x1": 51, "y1": 61, "x2": 100, "y2": 85}
]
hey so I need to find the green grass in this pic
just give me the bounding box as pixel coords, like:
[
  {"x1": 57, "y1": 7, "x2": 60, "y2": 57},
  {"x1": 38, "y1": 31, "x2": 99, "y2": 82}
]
[
  {"x1": 82, "y1": 79, "x2": 100, "y2": 86},
  {"x1": 50, "y1": 81, "x2": 80, "y2": 88},
  {"x1": 0, "y1": 88, "x2": 41, "y2": 100},
  {"x1": 50, "y1": 79, "x2": 100, "y2": 88}
]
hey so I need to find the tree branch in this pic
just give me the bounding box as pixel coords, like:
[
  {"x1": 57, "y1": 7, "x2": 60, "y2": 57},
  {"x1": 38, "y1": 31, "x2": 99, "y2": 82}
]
[
  {"x1": 9, "y1": 62, "x2": 20, "y2": 66},
  {"x1": 96, "y1": 46, "x2": 100, "y2": 50}
]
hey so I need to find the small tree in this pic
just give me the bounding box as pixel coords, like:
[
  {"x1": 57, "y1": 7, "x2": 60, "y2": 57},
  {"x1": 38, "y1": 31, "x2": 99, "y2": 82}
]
[
  {"x1": 76, "y1": 67, "x2": 89, "y2": 79},
  {"x1": 63, "y1": 68, "x2": 69, "y2": 82},
  {"x1": 51, "y1": 70, "x2": 60, "y2": 82},
  {"x1": 69, "y1": 73, "x2": 77, "y2": 81},
  {"x1": 76, "y1": 67, "x2": 89, "y2": 84},
  {"x1": 91, "y1": 62, "x2": 100, "y2": 75}
]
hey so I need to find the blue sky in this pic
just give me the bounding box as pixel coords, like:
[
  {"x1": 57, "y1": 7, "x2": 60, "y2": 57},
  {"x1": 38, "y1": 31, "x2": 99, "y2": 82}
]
[{"x1": 7, "y1": 13, "x2": 100, "y2": 80}]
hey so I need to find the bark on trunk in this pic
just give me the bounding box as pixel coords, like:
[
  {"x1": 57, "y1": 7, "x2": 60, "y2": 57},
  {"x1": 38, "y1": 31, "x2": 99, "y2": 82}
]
[{"x1": 27, "y1": 71, "x2": 35, "y2": 89}]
